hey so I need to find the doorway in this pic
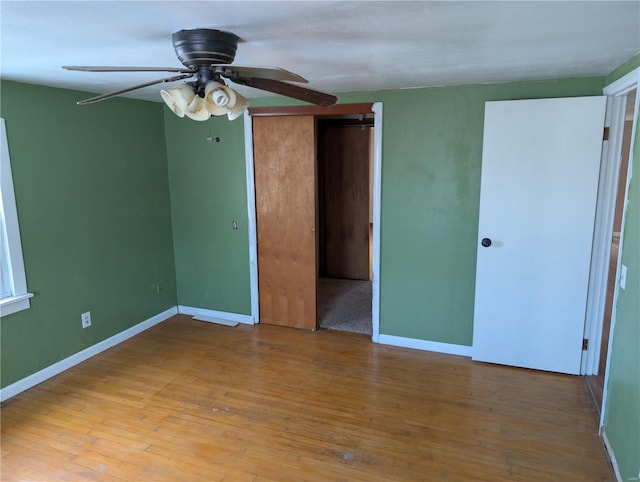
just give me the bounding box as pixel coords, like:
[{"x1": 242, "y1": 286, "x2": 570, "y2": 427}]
[
  {"x1": 585, "y1": 88, "x2": 636, "y2": 413},
  {"x1": 317, "y1": 115, "x2": 374, "y2": 336},
  {"x1": 244, "y1": 103, "x2": 383, "y2": 340}
]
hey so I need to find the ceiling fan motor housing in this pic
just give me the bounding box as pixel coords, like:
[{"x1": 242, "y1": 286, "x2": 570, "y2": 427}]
[{"x1": 173, "y1": 29, "x2": 239, "y2": 68}]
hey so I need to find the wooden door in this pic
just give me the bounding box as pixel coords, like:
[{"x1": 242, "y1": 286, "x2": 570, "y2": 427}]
[
  {"x1": 253, "y1": 115, "x2": 317, "y2": 330},
  {"x1": 472, "y1": 96, "x2": 606, "y2": 374},
  {"x1": 319, "y1": 125, "x2": 371, "y2": 280}
]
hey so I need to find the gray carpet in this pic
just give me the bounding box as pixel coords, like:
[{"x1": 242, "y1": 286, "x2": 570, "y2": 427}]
[{"x1": 318, "y1": 277, "x2": 372, "y2": 336}]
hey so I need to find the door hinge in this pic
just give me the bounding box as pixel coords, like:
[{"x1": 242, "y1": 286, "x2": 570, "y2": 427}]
[
  {"x1": 582, "y1": 338, "x2": 589, "y2": 351},
  {"x1": 603, "y1": 127, "x2": 610, "y2": 141}
]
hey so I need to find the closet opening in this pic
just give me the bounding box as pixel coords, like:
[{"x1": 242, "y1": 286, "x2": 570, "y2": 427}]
[
  {"x1": 246, "y1": 102, "x2": 381, "y2": 338},
  {"x1": 316, "y1": 114, "x2": 374, "y2": 336}
]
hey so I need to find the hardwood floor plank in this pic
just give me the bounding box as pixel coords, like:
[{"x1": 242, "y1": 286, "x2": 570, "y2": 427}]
[{"x1": 1, "y1": 315, "x2": 613, "y2": 481}]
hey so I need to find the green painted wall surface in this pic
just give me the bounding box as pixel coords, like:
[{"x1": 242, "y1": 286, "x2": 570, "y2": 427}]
[
  {"x1": 606, "y1": 53, "x2": 640, "y2": 86},
  {"x1": 166, "y1": 76, "x2": 604, "y2": 346},
  {"x1": 164, "y1": 113, "x2": 250, "y2": 314},
  {"x1": 0, "y1": 81, "x2": 177, "y2": 388},
  {"x1": 375, "y1": 77, "x2": 606, "y2": 344},
  {"x1": 603, "y1": 55, "x2": 640, "y2": 481}
]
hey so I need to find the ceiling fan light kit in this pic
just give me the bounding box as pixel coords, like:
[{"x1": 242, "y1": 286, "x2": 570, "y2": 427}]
[
  {"x1": 160, "y1": 80, "x2": 249, "y2": 121},
  {"x1": 62, "y1": 28, "x2": 338, "y2": 120}
]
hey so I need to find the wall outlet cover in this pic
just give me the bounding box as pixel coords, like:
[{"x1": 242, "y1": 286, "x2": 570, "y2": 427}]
[{"x1": 81, "y1": 311, "x2": 92, "y2": 328}]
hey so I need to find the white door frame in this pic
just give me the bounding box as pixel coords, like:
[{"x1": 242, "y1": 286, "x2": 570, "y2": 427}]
[
  {"x1": 243, "y1": 103, "x2": 383, "y2": 342},
  {"x1": 582, "y1": 68, "x2": 638, "y2": 421}
]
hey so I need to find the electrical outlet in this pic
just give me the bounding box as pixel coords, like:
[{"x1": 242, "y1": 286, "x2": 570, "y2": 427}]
[
  {"x1": 81, "y1": 311, "x2": 92, "y2": 329},
  {"x1": 156, "y1": 282, "x2": 165, "y2": 295}
]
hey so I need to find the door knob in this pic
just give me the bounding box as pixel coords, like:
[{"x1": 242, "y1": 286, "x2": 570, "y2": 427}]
[{"x1": 481, "y1": 238, "x2": 492, "y2": 247}]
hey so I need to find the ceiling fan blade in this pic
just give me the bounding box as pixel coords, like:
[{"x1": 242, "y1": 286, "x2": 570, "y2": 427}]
[
  {"x1": 213, "y1": 65, "x2": 308, "y2": 83},
  {"x1": 76, "y1": 74, "x2": 193, "y2": 105},
  {"x1": 64, "y1": 66, "x2": 196, "y2": 73},
  {"x1": 233, "y1": 77, "x2": 338, "y2": 107}
]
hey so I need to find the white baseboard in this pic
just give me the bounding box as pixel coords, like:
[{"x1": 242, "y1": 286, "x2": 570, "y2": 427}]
[
  {"x1": 601, "y1": 427, "x2": 623, "y2": 482},
  {"x1": 0, "y1": 306, "x2": 177, "y2": 402},
  {"x1": 192, "y1": 315, "x2": 238, "y2": 327},
  {"x1": 377, "y1": 334, "x2": 472, "y2": 357},
  {"x1": 177, "y1": 305, "x2": 254, "y2": 325}
]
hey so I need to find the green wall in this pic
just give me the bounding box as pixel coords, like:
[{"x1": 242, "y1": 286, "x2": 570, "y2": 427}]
[
  {"x1": 164, "y1": 113, "x2": 250, "y2": 314},
  {"x1": 606, "y1": 53, "x2": 640, "y2": 86},
  {"x1": 603, "y1": 53, "x2": 640, "y2": 481},
  {"x1": 0, "y1": 81, "x2": 177, "y2": 387},
  {"x1": 165, "y1": 76, "x2": 605, "y2": 345}
]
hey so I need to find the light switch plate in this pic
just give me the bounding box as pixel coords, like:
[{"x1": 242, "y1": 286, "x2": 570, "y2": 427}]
[{"x1": 619, "y1": 265, "x2": 627, "y2": 290}]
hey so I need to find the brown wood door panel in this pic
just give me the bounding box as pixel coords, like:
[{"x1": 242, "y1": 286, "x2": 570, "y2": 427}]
[
  {"x1": 253, "y1": 115, "x2": 317, "y2": 330},
  {"x1": 321, "y1": 126, "x2": 371, "y2": 280}
]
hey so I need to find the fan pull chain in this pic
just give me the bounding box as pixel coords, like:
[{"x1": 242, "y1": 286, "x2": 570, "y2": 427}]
[
  {"x1": 206, "y1": 118, "x2": 213, "y2": 142},
  {"x1": 207, "y1": 117, "x2": 221, "y2": 143}
]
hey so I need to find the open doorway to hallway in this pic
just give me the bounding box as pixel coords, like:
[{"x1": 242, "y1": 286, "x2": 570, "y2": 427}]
[{"x1": 586, "y1": 88, "x2": 636, "y2": 413}]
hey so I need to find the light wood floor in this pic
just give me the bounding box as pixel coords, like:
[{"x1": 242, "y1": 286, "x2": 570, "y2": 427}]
[{"x1": 1, "y1": 315, "x2": 613, "y2": 481}]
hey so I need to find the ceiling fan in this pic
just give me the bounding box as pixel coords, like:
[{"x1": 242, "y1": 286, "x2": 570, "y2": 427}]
[{"x1": 63, "y1": 28, "x2": 339, "y2": 120}]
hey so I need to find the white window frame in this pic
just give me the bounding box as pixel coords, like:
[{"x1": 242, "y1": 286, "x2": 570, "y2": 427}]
[{"x1": 0, "y1": 118, "x2": 33, "y2": 316}]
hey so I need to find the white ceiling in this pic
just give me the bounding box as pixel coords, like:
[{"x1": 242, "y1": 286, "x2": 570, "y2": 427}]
[{"x1": 1, "y1": 1, "x2": 639, "y2": 104}]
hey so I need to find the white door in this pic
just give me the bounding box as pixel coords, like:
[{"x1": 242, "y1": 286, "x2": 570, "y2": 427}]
[{"x1": 472, "y1": 96, "x2": 606, "y2": 374}]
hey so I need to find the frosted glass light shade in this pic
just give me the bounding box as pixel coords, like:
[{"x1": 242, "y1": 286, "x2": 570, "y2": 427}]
[
  {"x1": 185, "y1": 95, "x2": 211, "y2": 121},
  {"x1": 160, "y1": 84, "x2": 195, "y2": 117},
  {"x1": 227, "y1": 91, "x2": 250, "y2": 121}
]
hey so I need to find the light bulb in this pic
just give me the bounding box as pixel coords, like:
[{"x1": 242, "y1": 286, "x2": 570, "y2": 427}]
[{"x1": 212, "y1": 90, "x2": 230, "y2": 107}]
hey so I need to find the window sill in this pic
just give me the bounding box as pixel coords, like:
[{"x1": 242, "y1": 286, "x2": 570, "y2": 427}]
[{"x1": 0, "y1": 293, "x2": 34, "y2": 317}]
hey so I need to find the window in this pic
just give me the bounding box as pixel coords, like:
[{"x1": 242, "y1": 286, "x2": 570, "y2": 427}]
[{"x1": 0, "y1": 118, "x2": 33, "y2": 316}]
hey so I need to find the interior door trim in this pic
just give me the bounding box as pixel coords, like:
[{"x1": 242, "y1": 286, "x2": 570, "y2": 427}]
[
  {"x1": 248, "y1": 103, "x2": 374, "y2": 117},
  {"x1": 589, "y1": 67, "x2": 639, "y2": 429},
  {"x1": 243, "y1": 102, "x2": 383, "y2": 341},
  {"x1": 582, "y1": 84, "x2": 634, "y2": 375}
]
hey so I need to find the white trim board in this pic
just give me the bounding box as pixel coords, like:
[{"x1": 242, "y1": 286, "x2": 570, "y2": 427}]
[
  {"x1": 601, "y1": 427, "x2": 623, "y2": 482},
  {"x1": 605, "y1": 67, "x2": 640, "y2": 96},
  {"x1": 177, "y1": 305, "x2": 254, "y2": 325},
  {"x1": 598, "y1": 67, "x2": 639, "y2": 429},
  {"x1": 378, "y1": 334, "x2": 472, "y2": 357},
  {"x1": 243, "y1": 110, "x2": 260, "y2": 325},
  {"x1": 192, "y1": 315, "x2": 238, "y2": 327},
  {"x1": 0, "y1": 306, "x2": 177, "y2": 402},
  {"x1": 243, "y1": 103, "x2": 383, "y2": 340},
  {"x1": 0, "y1": 118, "x2": 33, "y2": 316},
  {"x1": 583, "y1": 69, "x2": 640, "y2": 377},
  {"x1": 370, "y1": 102, "x2": 383, "y2": 343}
]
